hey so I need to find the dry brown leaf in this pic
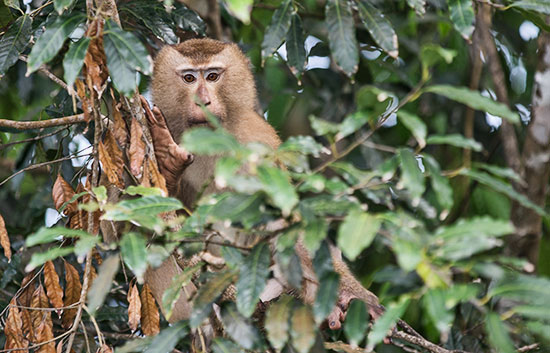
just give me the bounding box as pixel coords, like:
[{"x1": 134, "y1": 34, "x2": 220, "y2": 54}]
[
  {"x1": 43, "y1": 261, "x2": 64, "y2": 311},
  {"x1": 129, "y1": 117, "x2": 146, "y2": 179},
  {"x1": 4, "y1": 298, "x2": 28, "y2": 352},
  {"x1": 141, "y1": 157, "x2": 152, "y2": 188},
  {"x1": 20, "y1": 308, "x2": 33, "y2": 343},
  {"x1": 52, "y1": 174, "x2": 77, "y2": 216},
  {"x1": 84, "y1": 20, "x2": 108, "y2": 96},
  {"x1": 35, "y1": 320, "x2": 55, "y2": 353},
  {"x1": 62, "y1": 261, "x2": 82, "y2": 329},
  {"x1": 19, "y1": 271, "x2": 37, "y2": 307},
  {"x1": 140, "y1": 283, "x2": 160, "y2": 336},
  {"x1": 92, "y1": 247, "x2": 103, "y2": 266},
  {"x1": 0, "y1": 213, "x2": 11, "y2": 262},
  {"x1": 148, "y1": 158, "x2": 168, "y2": 196},
  {"x1": 75, "y1": 79, "x2": 91, "y2": 123},
  {"x1": 98, "y1": 130, "x2": 125, "y2": 188},
  {"x1": 112, "y1": 99, "x2": 128, "y2": 149},
  {"x1": 127, "y1": 283, "x2": 141, "y2": 332},
  {"x1": 30, "y1": 285, "x2": 52, "y2": 332}
]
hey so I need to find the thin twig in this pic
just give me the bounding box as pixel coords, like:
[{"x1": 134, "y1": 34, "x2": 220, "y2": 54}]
[
  {"x1": 0, "y1": 151, "x2": 91, "y2": 187},
  {"x1": 0, "y1": 113, "x2": 86, "y2": 130},
  {"x1": 391, "y1": 331, "x2": 469, "y2": 353},
  {"x1": 0, "y1": 127, "x2": 69, "y2": 150},
  {"x1": 20, "y1": 55, "x2": 70, "y2": 92},
  {"x1": 518, "y1": 343, "x2": 540, "y2": 352}
]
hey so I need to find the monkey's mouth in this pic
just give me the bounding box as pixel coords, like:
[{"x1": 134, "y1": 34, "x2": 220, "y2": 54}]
[{"x1": 188, "y1": 117, "x2": 210, "y2": 126}]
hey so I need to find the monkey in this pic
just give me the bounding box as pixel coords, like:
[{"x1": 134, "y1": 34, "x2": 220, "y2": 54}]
[{"x1": 143, "y1": 38, "x2": 384, "y2": 332}]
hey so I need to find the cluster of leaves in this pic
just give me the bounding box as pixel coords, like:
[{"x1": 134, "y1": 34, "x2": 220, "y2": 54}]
[{"x1": 1, "y1": 0, "x2": 550, "y2": 352}]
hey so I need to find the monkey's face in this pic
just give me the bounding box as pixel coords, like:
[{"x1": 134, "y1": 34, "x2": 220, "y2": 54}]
[{"x1": 175, "y1": 63, "x2": 227, "y2": 126}]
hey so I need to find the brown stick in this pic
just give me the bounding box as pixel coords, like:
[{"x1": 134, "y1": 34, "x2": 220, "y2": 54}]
[{"x1": 0, "y1": 113, "x2": 86, "y2": 130}]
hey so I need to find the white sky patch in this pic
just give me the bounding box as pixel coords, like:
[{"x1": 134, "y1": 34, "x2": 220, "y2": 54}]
[
  {"x1": 515, "y1": 103, "x2": 531, "y2": 124},
  {"x1": 69, "y1": 134, "x2": 93, "y2": 167},
  {"x1": 306, "y1": 56, "x2": 330, "y2": 70},
  {"x1": 277, "y1": 36, "x2": 330, "y2": 70},
  {"x1": 361, "y1": 49, "x2": 381, "y2": 60},
  {"x1": 481, "y1": 90, "x2": 502, "y2": 130},
  {"x1": 381, "y1": 113, "x2": 397, "y2": 127},
  {"x1": 416, "y1": 156, "x2": 425, "y2": 173},
  {"x1": 45, "y1": 208, "x2": 61, "y2": 227},
  {"x1": 519, "y1": 21, "x2": 540, "y2": 41},
  {"x1": 277, "y1": 43, "x2": 288, "y2": 61},
  {"x1": 305, "y1": 35, "x2": 322, "y2": 52}
]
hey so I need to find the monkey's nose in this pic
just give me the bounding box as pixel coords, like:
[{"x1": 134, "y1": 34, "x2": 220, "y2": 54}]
[{"x1": 195, "y1": 100, "x2": 211, "y2": 106}]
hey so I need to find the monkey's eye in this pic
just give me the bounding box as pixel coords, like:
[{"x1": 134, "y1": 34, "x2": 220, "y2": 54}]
[
  {"x1": 183, "y1": 74, "x2": 196, "y2": 83},
  {"x1": 206, "y1": 72, "x2": 219, "y2": 81}
]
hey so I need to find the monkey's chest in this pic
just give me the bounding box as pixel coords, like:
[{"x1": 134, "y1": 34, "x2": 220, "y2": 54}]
[{"x1": 179, "y1": 155, "x2": 217, "y2": 208}]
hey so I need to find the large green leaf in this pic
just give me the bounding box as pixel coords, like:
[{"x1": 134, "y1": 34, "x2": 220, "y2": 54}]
[
  {"x1": 423, "y1": 154, "x2": 453, "y2": 212},
  {"x1": 357, "y1": 0, "x2": 398, "y2": 58},
  {"x1": 27, "y1": 13, "x2": 86, "y2": 73},
  {"x1": 302, "y1": 217, "x2": 328, "y2": 254},
  {"x1": 325, "y1": 0, "x2": 358, "y2": 77},
  {"x1": 290, "y1": 305, "x2": 316, "y2": 353},
  {"x1": 54, "y1": 0, "x2": 75, "y2": 14},
  {"x1": 422, "y1": 289, "x2": 454, "y2": 334},
  {"x1": 63, "y1": 37, "x2": 90, "y2": 87},
  {"x1": 337, "y1": 209, "x2": 381, "y2": 260},
  {"x1": 367, "y1": 297, "x2": 410, "y2": 349},
  {"x1": 425, "y1": 85, "x2": 520, "y2": 123},
  {"x1": 236, "y1": 243, "x2": 271, "y2": 317},
  {"x1": 0, "y1": 14, "x2": 31, "y2": 76},
  {"x1": 258, "y1": 165, "x2": 298, "y2": 216},
  {"x1": 485, "y1": 313, "x2": 515, "y2": 353},
  {"x1": 103, "y1": 19, "x2": 151, "y2": 96},
  {"x1": 398, "y1": 148, "x2": 425, "y2": 203},
  {"x1": 182, "y1": 127, "x2": 242, "y2": 155},
  {"x1": 190, "y1": 270, "x2": 237, "y2": 328},
  {"x1": 447, "y1": 0, "x2": 474, "y2": 39},
  {"x1": 212, "y1": 338, "x2": 242, "y2": 353},
  {"x1": 265, "y1": 296, "x2": 293, "y2": 350},
  {"x1": 508, "y1": 0, "x2": 550, "y2": 14},
  {"x1": 225, "y1": 0, "x2": 254, "y2": 24},
  {"x1": 162, "y1": 263, "x2": 202, "y2": 320},
  {"x1": 119, "y1": 1, "x2": 178, "y2": 45},
  {"x1": 209, "y1": 192, "x2": 264, "y2": 228},
  {"x1": 87, "y1": 255, "x2": 119, "y2": 314},
  {"x1": 120, "y1": 232, "x2": 148, "y2": 282},
  {"x1": 313, "y1": 271, "x2": 339, "y2": 324},
  {"x1": 397, "y1": 110, "x2": 427, "y2": 148},
  {"x1": 261, "y1": 0, "x2": 292, "y2": 60},
  {"x1": 143, "y1": 322, "x2": 188, "y2": 353},
  {"x1": 220, "y1": 303, "x2": 262, "y2": 349},
  {"x1": 26, "y1": 247, "x2": 75, "y2": 271},
  {"x1": 26, "y1": 226, "x2": 92, "y2": 247},
  {"x1": 344, "y1": 300, "x2": 368, "y2": 346},
  {"x1": 172, "y1": 3, "x2": 206, "y2": 34},
  {"x1": 286, "y1": 13, "x2": 306, "y2": 77}
]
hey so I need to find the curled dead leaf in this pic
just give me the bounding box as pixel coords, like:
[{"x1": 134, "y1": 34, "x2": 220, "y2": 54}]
[
  {"x1": 30, "y1": 285, "x2": 52, "y2": 332},
  {"x1": 98, "y1": 130, "x2": 125, "y2": 188},
  {"x1": 35, "y1": 320, "x2": 55, "y2": 353},
  {"x1": 140, "y1": 283, "x2": 160, "y2": 336},
  {"x1": 0, "y1": 213, "x2": 11, "y2": 262},
  {"x1": 43, "y1": 261, "x2": 64, "y2": 311},
  {"x1": 62, "y1": 261, "x2": 82, "y2": 329},
  {"x1": 52, "y1": 174, "x2": 77, "y2": 216},
  {"x1": 4, "y1": 299, "x2": 28, "y2": 352},
  {"x1": 129, "y1": 117, "x2": 146, "y2": 179},
  {"x1": 112, "y1": 99, "x2": 128, "y2": 149},
  {"x1": 84, "y1": 20, "x2": 108, "y2": 96},
  {"x1": 148, "y1": 158, "x2": 167, "y2": 196},
  {"x1": 127, "y1": 283, "x2": 141, "y2": 332},
  {"x1": 19, "y1": 271, "x2": 37, "y2": 307}
]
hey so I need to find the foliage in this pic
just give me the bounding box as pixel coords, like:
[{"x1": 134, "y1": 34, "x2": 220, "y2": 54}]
[{"x1": 0, "y1": 0, "x2": 550, "y2": 352}]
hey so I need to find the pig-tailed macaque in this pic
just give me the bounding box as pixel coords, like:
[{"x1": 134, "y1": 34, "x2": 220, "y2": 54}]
[{"x1": 143, "y1": 38, "x2": 384, "y2": 333}]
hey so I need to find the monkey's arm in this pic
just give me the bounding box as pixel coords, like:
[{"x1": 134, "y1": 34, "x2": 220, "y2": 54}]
[{"x1": 140, "y1": 96, "x2": 193, "y2": 194}]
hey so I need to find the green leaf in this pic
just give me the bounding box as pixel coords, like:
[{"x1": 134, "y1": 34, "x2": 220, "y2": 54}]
[
  {"x1": 447, "y1": 0, "x2": 474, "y2": 39},
  {"x1": 114, "y1": 337, "x2": 153, "y2": 353},
  {"x1": 220, "y1": 303, "x2": 262, "y2": 350},
  {"x1": 426, "y1": 134, "x2": 482, "y2": 151},
  {"x1": 397, "y1": 110, "x2": 427, "y2": 148},
  {"x1": 221, "y1": 247, "x2": 243, "y2": 269},
  {"x1": 27, "y1": 13, "x2": 86, "y2": 73},
  {"x1": 261, "y1": 0, "x2": 292, "y2": 60},
  {"x1": 325, "y1": 0, "x2": 358, "y2": 77},
  {"x1": 423, "y1": 155, "x2": 453, "y2": 212},
  {"x1": 63, "y1": 37, "x2": 90, "y2": 87},
  {"x1": 236, "y1": 243, "x2": 271, "y2": 317},
  {"x1": 290, "y1": 305, "x2": 316, "y2": 353},
  {"x1": 406, "y1": 0, "x2": 426, "y2": 16},
  {"x1": 420, "y1": 44, "x2": 457, "y2": 68},
  {"x1": 87, "y1": 255, "x2": 119, "y2": 314},
  {"x1": 54, "y1": 0, "x2": 75, "y2": 14},
  {"x1": 422, "y1": 289, "x2": 454, "y2": 334},
  {"x1": 344, "y1": 300, "x2": 368, "y2": 346},
  {"x1": 74, "y1": 236, "x2": 99, "y2": 258},
  {"x1": 125, "y1": 185, "x2": 164, "y2": 197},
  {"x1": 209, "y1": 193, "x2": 263, "y2": 228},
  {"x1": 398, "y1": 148, "x2": 425, "y2": 203},
  {"x1": 212, "y1": 338, "x2": 242, "y2": 353},
  {"x1": 119, "y1": 1, "x2": 177, "y2": 45},
  {"x1": 182, "y1": 127, "x2": 242, "y2": 154},
  {"x1": 460, "y1": 169, "x2": 546, "y2": 215},
  {"x1": 103, "y1": 19, "x2": 152, "y2": 96},
  {"x1": 308, "y1": 115, "x2": 339, "y2": 136},
  {"x1": 357, "y1": 0, "x2": 398, "y2": 58},
  {"x1": 162, "y1": 263, "x2": 202, "y2": 320},
  {"x1": 508, "y1": 0, "x2": 550, "y2": 14},
  {"x1": 120, "y1": 233, "x2": 148, "y2": 282},
  {"x1": 26, "y1": 247, "x2": 74, "y2": 271},
  {"x1": 303, "y1": 218, "x2": 328, "y2": 254},
  {"x1": 144, "y1": 322, "x2": 188, "y2": 353},
  {"x1": 102, "y1": 196, "x2": 183, "y2": 229},
  {"x1": 172, "y1": 3, "x2": 206, "y2": 34},
  {"x1": 472, "y1": 162, "x2": 524, "y2": 184},
  {"x1": 275, "y1": 246, "x2": 303, "y2": 290},
  {"x1": 485, "y1": 313, "x2": 515, "y2": 353},
  {"x1": 26, "y1": 226, "x2": 92, "y2": 247},
  {"x1": 367, "y1": 297, "x2": 410, "y2": 350},
  {"x1": 4, "y1": 0, "x2": 20, "y2": 11},
  {"x1": 313, "y1": 271, "x2": 339, "y2": 324},
  {"x1": 425, "y1": 85, "x2": 520, "y2": 124},
  {"x1": 279, "y1": 135, "x2": 325, "y2": 157},
  {"x1": 0, "y1": 14, "x2": 31, "y2": 76},
  {"x1": 336, "y1": 111, "x2": 369, "y2": 140},
  {"x1": 224, "y1": 0, "x2": 254, "y2": 24},
  {"x1": 265, "y1": 296, "x2": 293, "y2": 350},
  {"x1": 337, "y1": 209, "x2": 381, "y2": 260},
  {"x1": 286, "y1": 13, "x2": 306, "y2": 77},
  {"x1": 258, "y1": 165, "x2": 298, "y2": 216},
  {"x1": 190, "y1": 270, "x2": 236, "y2": 328}
]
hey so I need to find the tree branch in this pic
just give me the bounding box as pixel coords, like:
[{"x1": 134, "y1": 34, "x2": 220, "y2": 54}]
[{"x1": 0, "y1": 113, "x2": 86, "y2": 130}]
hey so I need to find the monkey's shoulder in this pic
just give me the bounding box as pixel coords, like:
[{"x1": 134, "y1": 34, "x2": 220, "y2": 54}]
[{"x1": 233, "y1": 112, "x2": 281, "y2": 149}]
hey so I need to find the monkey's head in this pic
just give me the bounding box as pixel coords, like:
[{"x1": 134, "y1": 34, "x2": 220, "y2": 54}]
[{"x1": 152, "y1": 38, "x2": 259, "y2": 140}]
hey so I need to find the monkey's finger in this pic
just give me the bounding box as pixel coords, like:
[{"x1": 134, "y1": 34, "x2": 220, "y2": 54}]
[
  {"x1": 140, "y1": 95, "x2": 160, "y2": 125},
  {"x1": 152, "y1": 106, "x2": 169, "y2": 129},
  {"x1": 327, "y1": 306, "x2": 344, "y2": 330}
]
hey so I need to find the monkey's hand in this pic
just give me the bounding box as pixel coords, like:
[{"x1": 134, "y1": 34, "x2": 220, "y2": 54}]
[
  {"x1": 326, "y1": 284, "x2": 384, "y2": 330},
  {"x1": 140, "y1": 96, "x2": 193, "y2": 193}
]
